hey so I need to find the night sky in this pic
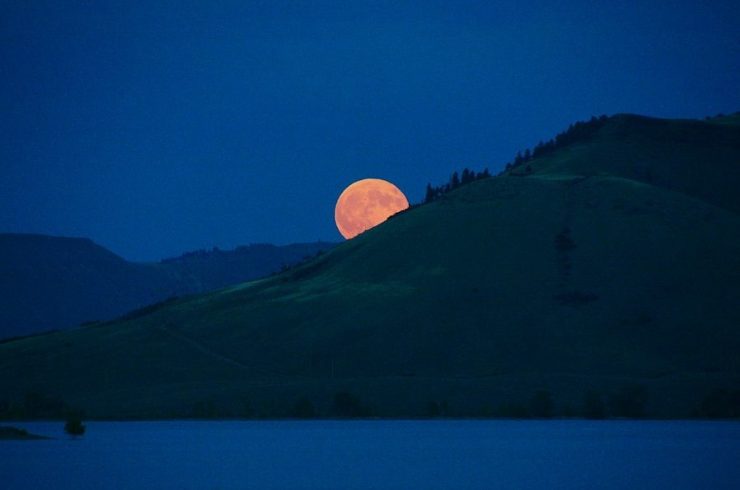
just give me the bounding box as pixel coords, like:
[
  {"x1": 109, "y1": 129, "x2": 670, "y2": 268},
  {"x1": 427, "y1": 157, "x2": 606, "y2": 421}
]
[{"x1": 2, "y1": 1, "x2": 738, "y2": 261}]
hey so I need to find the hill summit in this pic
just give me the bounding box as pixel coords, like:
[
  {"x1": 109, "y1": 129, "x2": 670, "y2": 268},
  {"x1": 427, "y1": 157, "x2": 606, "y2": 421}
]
[{"x1": 1, "y1": 113, "x2": 739, "y2": 420}]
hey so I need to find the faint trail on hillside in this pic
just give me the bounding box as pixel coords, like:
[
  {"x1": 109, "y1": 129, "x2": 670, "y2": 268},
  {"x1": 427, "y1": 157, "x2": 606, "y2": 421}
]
[
  {"x1": 154, "y1": 323, "x2": 250, "y2": 370},
  {"x1": 153, "y1": 323, "x2": 311, "y2": 382}
]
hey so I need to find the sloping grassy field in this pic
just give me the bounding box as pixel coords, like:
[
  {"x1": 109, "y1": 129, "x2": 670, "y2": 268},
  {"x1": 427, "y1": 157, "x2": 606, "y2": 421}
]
[{"x1": 1, "y1": 114, "x2": 738, "y2": 419}]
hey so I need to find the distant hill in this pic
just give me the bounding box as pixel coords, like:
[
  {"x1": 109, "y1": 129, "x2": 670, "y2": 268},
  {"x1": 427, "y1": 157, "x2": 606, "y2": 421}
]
[
  {"x1": 1, "y1": 113, "x2": 739, "y2": 420},
  {"x1": 158, "y1": 243, "x2": 334, "y2": 292},
  {"x1": 0, "y1": 235, "x2": 334, "y2": 338}
]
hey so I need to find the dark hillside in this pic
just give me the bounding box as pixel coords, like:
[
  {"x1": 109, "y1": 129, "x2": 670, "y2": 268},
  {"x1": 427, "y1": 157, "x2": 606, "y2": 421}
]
[
  {"x1": 0, "y1": 235, "x2": 334, "y2": 338},
  {"x1": 1, "y1": 114, "x2": 738, "y2": 419}
]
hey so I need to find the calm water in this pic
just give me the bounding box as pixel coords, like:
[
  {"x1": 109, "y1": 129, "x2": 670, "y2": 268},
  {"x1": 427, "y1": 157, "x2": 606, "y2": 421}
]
[{"x1": 1, "y1": 420, "x2": 739, "y2": 489}]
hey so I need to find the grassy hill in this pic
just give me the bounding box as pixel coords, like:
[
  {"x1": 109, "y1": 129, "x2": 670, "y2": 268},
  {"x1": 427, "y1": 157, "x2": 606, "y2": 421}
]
[
  {"x1": 1, "y1": 113, "x2": 739, "y2": 419},
  {"x1": 0, "y1": 235, "x2": 333, "y2": 338}
]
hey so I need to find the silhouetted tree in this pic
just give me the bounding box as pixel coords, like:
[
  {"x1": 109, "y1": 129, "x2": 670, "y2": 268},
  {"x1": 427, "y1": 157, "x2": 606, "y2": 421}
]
[
  {"x1": 609, "y1": 384, "x2": 648, "y2": 418},
  {"x1": 192, "y1": 400, "x2": 218, "y2": 418},
  {"x1": 533, "y1": 141, "x2": 545, "y2": 158},
  {"x1": 529, "y1": 390, "x2": 554, "y2": 418},
  {"x1": 561, "y1": 404, "x2": 576, "y2": 418},
  {"x1": 493, "y1": 402, "x2": 529, "y2": 418},
  {"x1": 240, "y1": 399, "x2": 255, "y2": 418},
  {"x1": 23, "y1": 392, "x2": 66, "y2": 419},
  {"x1": 582, "y1": 390, "x2": 606, "y2": 419},
  {"x1": 461, "y1": 168, "x2": 472, "y2": 184},
  {"x1": 450, "y1": 171, "x2": 460, "y2": 188},
  {"x1": 514, "y1": 151, "x2": 524, "y2": 166},
  {"x1": 290, "y1": 397, "x2": 316, "y2": 418},
  {"x1": 332, "y1": 391, "x2": 370, "y2": 418},
  {"x1": 64, "y1": 412, "x2": 85, "y2": 437},
  {"x1": 426, "y1": 400, "x2": 450, "y2": 418},
  {"x1": 427, "y1": 401, "x2": 441, "y2": 418},
  {"x1": 695, "y1": 389, "x2": 740, "y2": 419},
  {"x1": 424, "y1": 184, "x2": 435, "y2": 203}
]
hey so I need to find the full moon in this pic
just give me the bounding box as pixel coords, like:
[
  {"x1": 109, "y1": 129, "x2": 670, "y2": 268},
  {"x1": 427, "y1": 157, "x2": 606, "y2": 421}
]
[{"x1": 334, "y1": 178, "x2": 410, "y2": 239}]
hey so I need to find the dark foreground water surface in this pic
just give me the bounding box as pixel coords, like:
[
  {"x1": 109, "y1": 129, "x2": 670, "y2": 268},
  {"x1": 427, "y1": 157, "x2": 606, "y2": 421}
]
[{"x1": 2, "y1": 420, "x2": 739, "y2": 489}]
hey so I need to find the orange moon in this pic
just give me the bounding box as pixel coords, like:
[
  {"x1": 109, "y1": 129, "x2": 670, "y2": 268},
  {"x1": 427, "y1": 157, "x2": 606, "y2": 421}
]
[{"x1": 334, "y1": 178, "x2": 410, "y2": 239}]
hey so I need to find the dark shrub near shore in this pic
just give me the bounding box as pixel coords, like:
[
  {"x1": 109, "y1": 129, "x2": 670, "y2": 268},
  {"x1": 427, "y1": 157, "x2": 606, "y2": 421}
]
[
  {"x1": 290, "y1": 397, "x2": 316, "y2": 419},
  {"x1": 694, "y1": 389, "x2": 740, "y2": 419},
  {"x1": 332, "y1": 392, "x2": 373, "y2": 418},
  {"x1": 64, "y1": 412, "x2": 86, "y2": 437}
]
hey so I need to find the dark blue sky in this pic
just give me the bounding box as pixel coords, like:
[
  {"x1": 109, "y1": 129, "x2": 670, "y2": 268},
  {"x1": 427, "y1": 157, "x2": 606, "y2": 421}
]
[{"x1": 2, "y1": 1, "x2": 738, "y2": 261}]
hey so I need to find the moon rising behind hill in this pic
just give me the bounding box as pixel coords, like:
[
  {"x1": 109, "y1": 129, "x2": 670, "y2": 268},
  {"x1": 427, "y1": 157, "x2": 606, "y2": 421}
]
[{"x1": 334, "y1": 178, "x2": 410, "y2": 239}]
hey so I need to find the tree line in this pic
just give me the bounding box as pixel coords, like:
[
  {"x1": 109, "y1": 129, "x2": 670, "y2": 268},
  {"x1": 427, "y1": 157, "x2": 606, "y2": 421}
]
[
  {"x1": 504, "y1": 114, "x2": 610, "y2": 174},
  {"x1": 423, "y1": 167, "x2": 491, "y2": 203},
  {"x1": 422, "y1": 114, "x2": 611, "y2": 203},
  {"x1": 3, "y1": 386, "x2": 739, "y2": 419}
]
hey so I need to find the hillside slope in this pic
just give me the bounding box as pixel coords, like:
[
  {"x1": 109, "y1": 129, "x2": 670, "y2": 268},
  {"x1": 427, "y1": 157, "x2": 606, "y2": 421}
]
[
  {"x1": 511, "y1": 114, "x2": 740, "y2": 214},
  {"x1": 0, "y1": 235, "x2": 333, "y2": 338},
  {"x1": 1, "y1": 114, "x2": 739, "y2": 419}
]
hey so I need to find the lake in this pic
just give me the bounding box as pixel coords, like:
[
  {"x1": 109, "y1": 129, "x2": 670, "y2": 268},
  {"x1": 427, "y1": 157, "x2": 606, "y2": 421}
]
[{"x1": 1, "y1": 420, "x2": 739, "y2": 489}]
